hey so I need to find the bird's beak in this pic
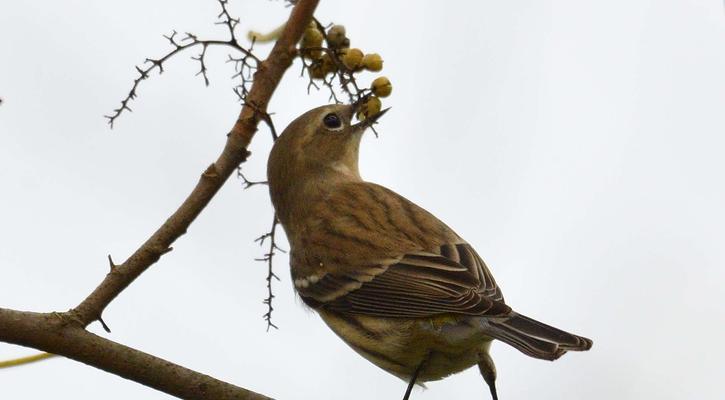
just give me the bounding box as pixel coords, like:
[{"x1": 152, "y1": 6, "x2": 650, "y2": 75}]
[{"x1": 351, "y1": 107, "x2": 390, "y2": 132}]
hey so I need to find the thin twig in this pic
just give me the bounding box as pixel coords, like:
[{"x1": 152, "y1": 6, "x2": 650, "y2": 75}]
[
  {"x1": 216, "y1": 0, "x2": 241, "y2": 41},
  {"x1": 191, "y1": 43, "x2": 211, "y2": 86},
  {"x1": 104, "y1": 0, "x2": 261, "y2": 128},
  {"x1": 237, "y1": 169, "x2": 268, "y2": 189},
  {"x1": 255, "y1": 215, "x2": 284, "y2": 331}
]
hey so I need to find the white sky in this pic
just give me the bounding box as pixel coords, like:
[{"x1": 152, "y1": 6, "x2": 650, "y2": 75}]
[{"x1": 1, "y1": 1, "x2": 724, "y2": 399}]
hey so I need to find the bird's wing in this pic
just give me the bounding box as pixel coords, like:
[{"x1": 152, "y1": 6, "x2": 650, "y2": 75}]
[
  {"x1": 439, "y1": 242, "x2": 504, "y2": 302},
  {"x1": 290, "y1": 181, "x2": 507, "y2": 318},
  {"x1": 318, "y1": 247, "x2": 511, "y2": 318}
]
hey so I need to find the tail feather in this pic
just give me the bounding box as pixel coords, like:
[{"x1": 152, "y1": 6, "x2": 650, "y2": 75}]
[{"x1": 485, "y1": 312, "x2": 593, "y2": 361}]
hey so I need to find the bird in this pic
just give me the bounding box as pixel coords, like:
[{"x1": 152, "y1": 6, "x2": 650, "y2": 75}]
[{"x1": 266, "y1": 103, "x2": 593, "y2": 400}]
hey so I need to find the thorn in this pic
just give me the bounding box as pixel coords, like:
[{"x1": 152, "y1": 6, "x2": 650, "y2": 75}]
[
  {"x1": 107, "y1": 254, "x2": 117, "y2": 271},
  {"x1": 98, "y1": 316, "x2": 112, "y2": 333}
]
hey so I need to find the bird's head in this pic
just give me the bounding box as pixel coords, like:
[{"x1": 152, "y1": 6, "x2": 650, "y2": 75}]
[
  {"x1": 269, "y1": 103, "x2": 387, "y2": 180},
  {"x1": 267, "y1": 103, "x2": 388, "y2": 223}
]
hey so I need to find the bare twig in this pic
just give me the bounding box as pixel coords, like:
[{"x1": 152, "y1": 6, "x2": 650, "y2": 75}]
[
  {"x1": 191, "y1": 43, "x2": 211, "y2": 86},
  {"x1": 228, "y1": 37, "x2": 260, "y2": 115},
  {"x1": 255, "y1": 215, "x2": 284, "y2": 331},
  {"x1": 104, "y1": 0, "x2": 261, "y2": 128},
  {"x1": 237, "y1": 169, "x2": 268, "y2": 189},
  {"x1": 235, "y1": 169, "x2": 280, "y2": 331},
  {"x1": 216, "y1": 0, "x2": 241, "y2": 41}
]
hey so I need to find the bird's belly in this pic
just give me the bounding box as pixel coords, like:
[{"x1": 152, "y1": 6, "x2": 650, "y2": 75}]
[{"x1": 319, "y1": 310, "x2": 491, "y2": 382}]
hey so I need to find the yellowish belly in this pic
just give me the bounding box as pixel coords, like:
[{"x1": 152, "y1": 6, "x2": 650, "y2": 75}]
[{"x1": 319, "y1": 310, "x2": 491, "y2": 382}]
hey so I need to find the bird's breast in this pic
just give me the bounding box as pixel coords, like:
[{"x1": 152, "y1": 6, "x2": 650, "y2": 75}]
[{"x1": 318, "y1": 310, "x2": 492, "y2": 382}]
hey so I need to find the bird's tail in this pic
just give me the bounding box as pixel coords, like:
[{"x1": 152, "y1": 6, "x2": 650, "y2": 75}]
[{"x1": 484, "y1": 312, "x2": 593, "y2": 361}]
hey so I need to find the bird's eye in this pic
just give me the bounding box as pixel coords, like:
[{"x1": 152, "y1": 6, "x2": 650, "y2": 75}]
[{"x1": 323, "y1": 113, "x2": 343, "y2": 130}]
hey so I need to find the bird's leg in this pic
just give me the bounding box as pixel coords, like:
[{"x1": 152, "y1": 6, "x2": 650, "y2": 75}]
[
  {"x1": 402, "y1": 356, "x2": 428, "y2": 400},
  {"x1": 477, "y1": 352, "x2": 498, "y2": 400}
]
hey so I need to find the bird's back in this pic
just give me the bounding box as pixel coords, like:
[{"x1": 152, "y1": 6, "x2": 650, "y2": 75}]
[{"x1": 287, "y1": 181, "x2": 502, "y2": 302}]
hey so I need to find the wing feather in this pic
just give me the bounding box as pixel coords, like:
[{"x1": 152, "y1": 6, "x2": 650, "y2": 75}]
[{"x1": 297, "y1": 243, "x2": 509, "y2": 318}]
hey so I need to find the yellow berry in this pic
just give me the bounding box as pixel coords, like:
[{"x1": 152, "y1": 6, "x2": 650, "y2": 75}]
[
  {"x1": 357, "y1": 96, "x2": 382, "y2": 120},
  {"x1": 362, "y1": 53, "x2": 383, "y2": 72},
  {"x1": 303, "y1": 27, "x2": 324, "y2": 46},
  {"x1": 301, "y1": 26, "x2": 324, "y2": 59},
  {"x1": 327, "y1": 25, "x2": 347, "y2": 48},
  {"x1": 371, "y1": 76, "x2": 393, "y2": 97},
  {"x1": 342, "y1": 48, "x2": 364, "y2": 70}
]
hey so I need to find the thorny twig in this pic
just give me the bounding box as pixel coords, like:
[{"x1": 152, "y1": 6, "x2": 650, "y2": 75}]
[
  {"x1": 105, "y1": 0, "x2": 260, "y2": 128},
  {"x1": 235, "y1": 165, "x2": 281, "y2": 332},
  {"x1": 235, "y1": 169, "x2": 280, "y2": 331},
  {"x1": 191, "y1": 41, "x2": 211, "y2": 86},
  {"x1": 255, "y1": 215, "x2": 284, "y2": 331},
  {"x1": 216, "y1": 0, "x2": 240, "y2": 39},
  {"x1": 227, "y1": 36, "x2": 262, "y2": 120}
]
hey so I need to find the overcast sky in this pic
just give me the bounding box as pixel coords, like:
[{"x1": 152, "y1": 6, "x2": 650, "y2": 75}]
[{"x1": 1, "y1": 1, "x2": 724, "y2": 399}]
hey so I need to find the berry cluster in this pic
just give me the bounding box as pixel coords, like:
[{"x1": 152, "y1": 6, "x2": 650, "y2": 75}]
[{"x1": 299, "y1": 23, "x2": 392, "y2": 121}]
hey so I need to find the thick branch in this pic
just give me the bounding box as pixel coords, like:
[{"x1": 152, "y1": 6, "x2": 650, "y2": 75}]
[{"x1": 0, "y1": 308, "x2": 270, "y2": 400}]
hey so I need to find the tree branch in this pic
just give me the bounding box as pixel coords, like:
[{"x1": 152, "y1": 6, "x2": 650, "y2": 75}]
[
  {"x1": 0, "y1": 308, "x2": 271, "y2": 400},
  {"x1": 0, "y1": 0, "x2": 320, "y2": 398}
]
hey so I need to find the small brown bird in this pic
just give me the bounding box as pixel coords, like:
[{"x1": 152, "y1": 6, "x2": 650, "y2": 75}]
[{"x1": 267, "y1": 104, "x2": 592, "y2": 400}]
